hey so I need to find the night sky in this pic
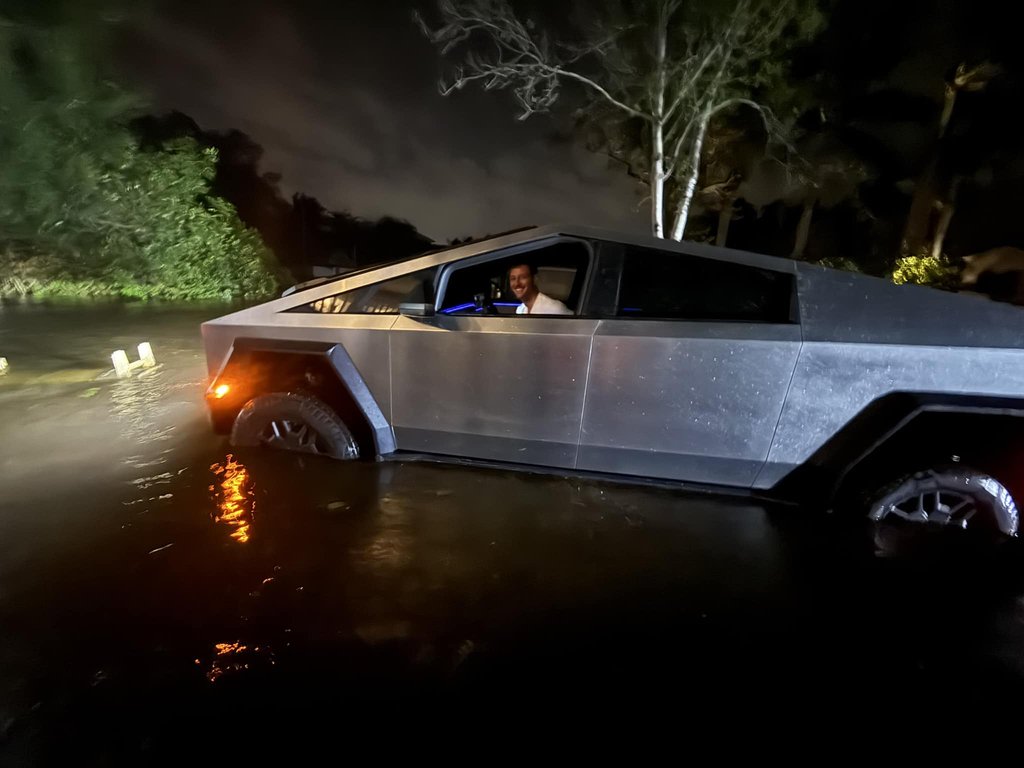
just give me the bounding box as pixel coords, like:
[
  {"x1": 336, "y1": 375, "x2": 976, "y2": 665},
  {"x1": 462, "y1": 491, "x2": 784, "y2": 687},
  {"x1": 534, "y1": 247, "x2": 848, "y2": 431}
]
[
  {"x1": 119, "y1": 0, "x2": 646, "y2": 243},
  {"x1": 118, "y1": 0, "x2": 1024, "y2": 248}
]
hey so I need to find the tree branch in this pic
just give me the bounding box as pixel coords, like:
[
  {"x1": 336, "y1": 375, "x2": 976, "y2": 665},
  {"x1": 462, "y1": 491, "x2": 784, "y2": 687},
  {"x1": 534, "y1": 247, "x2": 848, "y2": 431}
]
[
  {"x1": 554, "y1": 68, "x2": 651, "y2": 120},
  {"x1": 663, "y1": 42, "x2": 721, "y2": 121},
  {"x1": 420, "y1": 0, "x2": 650, "y2": 121}
]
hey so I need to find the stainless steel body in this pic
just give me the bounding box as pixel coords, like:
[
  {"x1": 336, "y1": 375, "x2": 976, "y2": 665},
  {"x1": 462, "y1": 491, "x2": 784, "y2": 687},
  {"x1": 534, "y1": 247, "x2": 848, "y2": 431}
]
[
  {"x1": 390, "y1": 315, "x2": 598, "y2": 468},
  {"x1": 579, "y1": 320, "x2": 801, "y2": 487},
  {"x1": 203, "y1": 312, "x2": 395, "y2": 417},
  {"x1": 755, "y1": 341, "x2": 1024, "y2": 488},
  {"x1": 201, "y1": 224, "x2": 1024, "y2": 492}
]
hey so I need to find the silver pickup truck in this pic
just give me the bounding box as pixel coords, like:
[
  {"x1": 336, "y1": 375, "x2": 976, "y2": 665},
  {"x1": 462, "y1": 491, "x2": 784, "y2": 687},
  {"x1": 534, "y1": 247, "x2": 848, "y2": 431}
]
[{"x1": 201, "y1": 225, "x2": 1024, "y2": 541}]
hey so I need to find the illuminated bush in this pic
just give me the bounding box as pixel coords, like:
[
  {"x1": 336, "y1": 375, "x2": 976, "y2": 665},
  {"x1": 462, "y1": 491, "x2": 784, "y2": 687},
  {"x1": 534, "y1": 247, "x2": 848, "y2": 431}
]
[{"x1": 891, "y1": 250, "x2": 959, "y2": 289}]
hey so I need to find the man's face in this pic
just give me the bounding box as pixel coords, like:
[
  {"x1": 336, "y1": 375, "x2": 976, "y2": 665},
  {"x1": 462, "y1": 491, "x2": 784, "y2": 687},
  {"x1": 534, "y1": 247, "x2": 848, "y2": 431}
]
[{"x1": 509, "y1": 265, "x2": 536, "y2": 302}]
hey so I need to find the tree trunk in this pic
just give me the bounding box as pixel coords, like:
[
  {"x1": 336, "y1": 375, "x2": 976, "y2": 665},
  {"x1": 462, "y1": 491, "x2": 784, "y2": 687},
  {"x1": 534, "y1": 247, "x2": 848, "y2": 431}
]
[
  {"x1": 651, "y1": 120, "x2": 665, "y2": 238},
  {"x1": 930, "y1": 201, "x2": 955, "y2": 259},
  {"x1": 901, "y1": 171, "x2": 938, "y2": 256},
  {"x1": 716, "y1": 204, "x2": 732, "y2": 247},
  {"x1": 938, "y1": 85, "x2": 957, "y2": 140},
  {"x1": 930, "y1": 176, "x2": 961, "y2": 259},
  {"x1": 650, "y1": 8, "x2": 667, "y2": 239},
  {"x1": 903, "y1": 86, "x2": 957, "y2": 255},
  {"x1": 669, "y1": 112, "x2": 709, "y2": 241},
  {"x1": 791, "y1": 198, "x2": 815, "y2": 259}
]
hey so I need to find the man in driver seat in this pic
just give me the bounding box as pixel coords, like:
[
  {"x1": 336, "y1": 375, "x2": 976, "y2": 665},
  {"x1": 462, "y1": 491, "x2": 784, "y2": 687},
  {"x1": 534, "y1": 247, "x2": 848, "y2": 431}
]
[{"x1": 508, "y1": 262, "x2": 572, "y2": 315}]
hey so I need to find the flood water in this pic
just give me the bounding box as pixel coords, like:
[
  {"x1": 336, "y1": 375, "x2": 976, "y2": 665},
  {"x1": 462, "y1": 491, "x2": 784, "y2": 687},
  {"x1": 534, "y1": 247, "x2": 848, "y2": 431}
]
[{"x1": 2, "y1": 301, "x2": 1024, "y2": 760}]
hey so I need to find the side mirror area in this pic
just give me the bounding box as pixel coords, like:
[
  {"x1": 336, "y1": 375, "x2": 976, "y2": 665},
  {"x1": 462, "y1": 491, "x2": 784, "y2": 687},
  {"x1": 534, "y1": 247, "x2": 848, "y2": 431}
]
[{"x1": 398, "y1": 302, "x2": 435, "y2": 317}]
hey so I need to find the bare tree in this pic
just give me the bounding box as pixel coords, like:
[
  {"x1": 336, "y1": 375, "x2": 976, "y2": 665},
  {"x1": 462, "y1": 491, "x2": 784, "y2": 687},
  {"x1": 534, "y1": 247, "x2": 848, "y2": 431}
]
[
  {"x1": 901, "y1": 61, "x2": 1000, "y2": 257},
  {"x1": 416, "y1": 0, "x2": 821, "y2": 240},
  {"x1": 787, "y1": 139, "x2": 867, "y2": 259}
]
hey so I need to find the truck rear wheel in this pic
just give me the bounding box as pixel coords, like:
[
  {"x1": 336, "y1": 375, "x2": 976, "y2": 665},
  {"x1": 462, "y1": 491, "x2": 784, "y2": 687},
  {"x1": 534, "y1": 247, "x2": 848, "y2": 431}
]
[{"x1": 863, "y1": 465, "x2": 1018, "y2": 556}]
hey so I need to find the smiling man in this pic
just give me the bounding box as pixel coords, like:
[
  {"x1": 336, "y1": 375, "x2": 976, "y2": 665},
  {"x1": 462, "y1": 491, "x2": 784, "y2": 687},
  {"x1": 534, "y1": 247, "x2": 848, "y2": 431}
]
[{"x1": 508, "y1": 263, "x2": 573, "y2": 315}]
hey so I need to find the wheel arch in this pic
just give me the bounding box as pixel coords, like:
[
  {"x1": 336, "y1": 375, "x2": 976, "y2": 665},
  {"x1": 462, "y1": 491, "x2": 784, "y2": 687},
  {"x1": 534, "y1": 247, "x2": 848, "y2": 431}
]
[
  {"x1": 774, "y1": 392, "x2": 1024, "y2": 512},
  {"x1": 205, "y1": 337, "x2": 395, "y2": 459}
]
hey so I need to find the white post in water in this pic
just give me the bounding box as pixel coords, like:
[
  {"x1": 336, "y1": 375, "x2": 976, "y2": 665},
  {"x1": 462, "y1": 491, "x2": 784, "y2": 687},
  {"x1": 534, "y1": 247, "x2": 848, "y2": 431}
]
[
  {"x1": 0, "y1": 357, "x2": 8, "y2": 375},
  {"x1": 138, "y1": 342, "x2": 156, "y2": 368},
  {"x1": 111, "y1": 349, "x2": 130, "y2": 378}
]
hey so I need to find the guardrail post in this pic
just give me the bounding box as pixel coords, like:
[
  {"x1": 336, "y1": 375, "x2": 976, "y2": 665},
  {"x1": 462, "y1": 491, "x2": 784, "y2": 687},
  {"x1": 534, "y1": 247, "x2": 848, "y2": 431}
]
[
  {"x1": 111, "y1": 350, "x2": 131, "y2": 378},
  {"x1": 138, "y1": 342, "x2": 157, "y2": 368}
]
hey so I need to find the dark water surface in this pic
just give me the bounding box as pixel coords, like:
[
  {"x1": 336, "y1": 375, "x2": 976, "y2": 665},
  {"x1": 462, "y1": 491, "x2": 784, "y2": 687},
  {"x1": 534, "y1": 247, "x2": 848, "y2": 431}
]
[{"x1": 2, "y1": 302, "x2": 1024, "y2": 760}]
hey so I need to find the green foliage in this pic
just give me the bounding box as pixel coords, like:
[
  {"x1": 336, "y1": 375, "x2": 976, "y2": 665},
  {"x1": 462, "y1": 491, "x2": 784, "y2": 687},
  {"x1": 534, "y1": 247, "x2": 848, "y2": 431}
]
[
  {"x1": 890, "y1": 249, "x2": 959, "y2": 288},
  {"x1": 0, "y1": 18, "x2": 281, "y2": 300}
]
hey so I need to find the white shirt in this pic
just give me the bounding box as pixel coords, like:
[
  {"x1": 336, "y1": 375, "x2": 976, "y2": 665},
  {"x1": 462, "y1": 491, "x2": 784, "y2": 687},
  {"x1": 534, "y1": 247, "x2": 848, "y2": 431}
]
[{"x1": 516, "y1": 292, "x2": 573, "y2": 315}]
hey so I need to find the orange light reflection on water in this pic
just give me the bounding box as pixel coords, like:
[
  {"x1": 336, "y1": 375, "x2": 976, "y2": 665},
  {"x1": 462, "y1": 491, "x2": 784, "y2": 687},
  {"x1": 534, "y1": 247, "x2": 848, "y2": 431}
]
[
  {"x1": 209, "y1": 455, "x2": 254, "y2": 543},
  {"x1": 201, "y1": 641, "x2": 266, "y2": 683}
]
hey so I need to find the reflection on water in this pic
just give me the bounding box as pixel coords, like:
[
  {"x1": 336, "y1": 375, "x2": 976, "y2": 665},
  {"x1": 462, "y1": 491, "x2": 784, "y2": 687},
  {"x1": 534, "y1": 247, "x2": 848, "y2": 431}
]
[
  {"x1": 109, "y1": 369, "x2": 178, "y2": 463},
  {"x1": 215, "y1": 641, "x2": 246, "y2": 656},
  {"x1": 352, "y1": 492, "x2": 412, "y2": 571},
  {"x1": 200, "y1": 641, "x2": 274, "y2": 683},
  {"x1": 209, "y1": 455, "x2": 255, "y2": 544}
]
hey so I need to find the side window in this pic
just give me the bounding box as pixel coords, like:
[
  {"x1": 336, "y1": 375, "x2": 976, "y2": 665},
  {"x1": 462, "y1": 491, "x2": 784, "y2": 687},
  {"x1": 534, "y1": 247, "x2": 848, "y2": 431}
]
[
  {"x1": 438, "y1": 241, "x2": 590, "y2": 315},
  {"x1": 616, "y1": 246, "x2": 794, "y2": 323},
  {"x1": 289, "y1": 268, "x2": 436, "y2": 314}
]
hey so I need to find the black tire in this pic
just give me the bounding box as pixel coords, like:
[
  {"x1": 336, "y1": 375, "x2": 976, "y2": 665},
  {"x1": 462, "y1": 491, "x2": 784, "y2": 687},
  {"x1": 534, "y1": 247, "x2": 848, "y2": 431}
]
[
  {"x1": 230, "y1": 392, "x2": 360, "y2": 460},
  {"x1": 862, "y1": 465, "x2": 1018, "y2": 557}
]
